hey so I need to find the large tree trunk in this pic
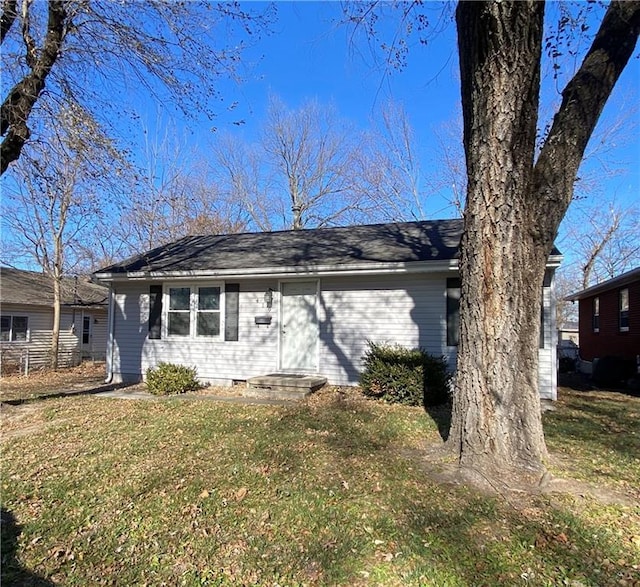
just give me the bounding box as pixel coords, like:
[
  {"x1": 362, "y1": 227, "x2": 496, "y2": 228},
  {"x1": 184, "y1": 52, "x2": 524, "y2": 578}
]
[
  {"x1": 449, "y1": 0, "x2": 640, "y2": 482},
  {"x1": 449, "y1": 1, "x2": 548, "y2": 480}
]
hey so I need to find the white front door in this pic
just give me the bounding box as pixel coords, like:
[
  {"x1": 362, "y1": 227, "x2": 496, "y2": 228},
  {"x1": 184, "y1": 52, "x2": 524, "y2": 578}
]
[{"x1": 280, "y1": 281, "x2": 319, "y2": 372}]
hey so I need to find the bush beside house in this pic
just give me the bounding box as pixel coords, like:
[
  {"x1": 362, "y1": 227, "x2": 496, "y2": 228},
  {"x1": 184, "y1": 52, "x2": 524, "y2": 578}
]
[
  {"x1": 360, "y1": 342, "x2": 452, "y2": 407},
  {"x1": 146, "y1": 363, "x2": 201, "y2": 395}
]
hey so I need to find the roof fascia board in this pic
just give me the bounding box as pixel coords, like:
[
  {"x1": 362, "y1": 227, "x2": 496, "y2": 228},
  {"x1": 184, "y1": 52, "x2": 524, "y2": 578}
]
[
  {"x1": 95, "y1": 260, "x2": 459, "y2": 282},
  {"x1": 95, "y1": 256, "x2": 562, "y2": 283}
]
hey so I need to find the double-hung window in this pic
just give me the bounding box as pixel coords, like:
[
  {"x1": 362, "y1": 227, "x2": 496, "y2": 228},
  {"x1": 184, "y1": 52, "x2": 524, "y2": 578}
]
[
  {"x1": 165, "y1": 284, "x2": 222, "y2": 338},
  {"x1": 196, "y1": 286, "x2": 221, "y2": 336},
  {"x1": 167, "y1": 287, "x2": 192, "y2": 336},
  {"x1": 619, "y1": 288, "x2": 629, "y2": 332},
  {"x1": 0, "y1": 315, "x2": 29, "y2": 342}
]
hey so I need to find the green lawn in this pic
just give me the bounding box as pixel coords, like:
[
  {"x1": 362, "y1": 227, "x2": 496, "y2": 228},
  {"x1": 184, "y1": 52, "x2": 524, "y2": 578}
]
[{"x1": 1, "y1": 387, "x2": 639, "y2": 586}]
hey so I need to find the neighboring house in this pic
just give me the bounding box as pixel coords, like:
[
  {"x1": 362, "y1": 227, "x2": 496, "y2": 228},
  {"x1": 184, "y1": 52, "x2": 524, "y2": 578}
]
[
  {"x1": 566, "y1": 267, "x2": 640, "y2": 369},
  {"x1": 0, "y1": 267, "x2": 109, "y2": 373},
  {"x1": 557, "y1": 321, "x2": 579, "y2": 362},
  {"x1": 95, "y1": 220, "x2": 562, "y2": 399}
]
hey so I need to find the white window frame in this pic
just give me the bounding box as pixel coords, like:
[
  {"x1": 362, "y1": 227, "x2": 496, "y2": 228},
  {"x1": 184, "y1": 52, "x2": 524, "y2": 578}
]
[
  {"x1": 619, "y1": 288, "x2": 629, "y2": 332},
  {"x1": 163, "y1": 282, "x2": 224, "y2": 340},
  {"x1": 0, "y1": 314, "x2": 30, "y2": 343}
]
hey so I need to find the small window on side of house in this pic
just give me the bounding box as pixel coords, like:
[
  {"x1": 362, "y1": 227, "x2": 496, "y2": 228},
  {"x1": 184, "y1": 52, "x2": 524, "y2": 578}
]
[
  {"x1": 620, "y1": 288, "x2": 629, "y2": 332},
  {"x1": 0, "y1": 315, "x2": 10, "y2": 341},
  {"x1": 446, "y1": 278, "x2": 461, "y2": 347},
  {"x1": 149, "y1": 285, "x2": 162, "y2": 339},
  {"x1": 592, "y1": 297, "x2": 600, "y2": 333},
  {"x1": 539, "y1": 299, "x2": 546, "y2": 349}
]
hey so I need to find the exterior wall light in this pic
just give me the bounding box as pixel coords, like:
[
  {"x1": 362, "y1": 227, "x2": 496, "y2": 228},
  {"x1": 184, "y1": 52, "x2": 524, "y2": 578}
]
[{"x1": 264, "y1": 288, "x2": 274, "y2": 309}]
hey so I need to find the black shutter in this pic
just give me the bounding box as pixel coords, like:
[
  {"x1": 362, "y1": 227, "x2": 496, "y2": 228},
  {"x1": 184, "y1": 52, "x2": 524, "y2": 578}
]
[
  {"x1": 225, "y1": 283, "x2": 240, "y2": 341},
  {"x1": 149, "y1": 285, "x2": 162, "y2": 339}
]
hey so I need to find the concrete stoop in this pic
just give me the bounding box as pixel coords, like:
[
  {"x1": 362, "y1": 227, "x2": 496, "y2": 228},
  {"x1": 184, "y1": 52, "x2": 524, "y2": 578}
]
[{"x1": 245, "y1": 373, "x2": 327, "y2": 401}]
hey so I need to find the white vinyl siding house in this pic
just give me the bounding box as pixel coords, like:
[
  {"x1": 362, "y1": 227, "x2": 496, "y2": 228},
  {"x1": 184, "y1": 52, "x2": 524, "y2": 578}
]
[
  {"x1": 96, "y1": 220, "x2": 561, "y2": 400},
  {"x1": 105, "y1": 272, "x2": 558, "y2": 400},
  {"x1": 0, "y1": 268, "x2": 108, "y2": 372},
  {"x1": 109, "y1": 280, "x2": 280, "y2": 384},
  {"x1": 0, "y1": 304, "x2": 108, "y2": 371}
]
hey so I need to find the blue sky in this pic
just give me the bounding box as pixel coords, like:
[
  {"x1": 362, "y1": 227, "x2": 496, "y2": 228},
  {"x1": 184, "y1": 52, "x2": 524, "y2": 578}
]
[
  {"x1": 4, "y1": 1, "x2": 638, "y2": 277},
  {"x1": 141, "y1": 1, "x2": 638, "y2": 228}
]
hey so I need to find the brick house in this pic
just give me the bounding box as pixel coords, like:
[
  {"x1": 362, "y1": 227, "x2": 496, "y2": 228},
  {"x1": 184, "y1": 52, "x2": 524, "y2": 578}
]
[{"x1": 567, "y1": 267, "x2": 639, "y2": 368}]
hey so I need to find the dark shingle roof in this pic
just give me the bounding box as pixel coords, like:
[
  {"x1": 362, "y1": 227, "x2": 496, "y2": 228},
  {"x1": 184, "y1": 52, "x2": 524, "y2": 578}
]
[
  {"x1": 96, "y1": 220, "x2": 465, "y2": 275},
  {"x1": 0, "y1": 267, "x2": 108, "y2": 307}
]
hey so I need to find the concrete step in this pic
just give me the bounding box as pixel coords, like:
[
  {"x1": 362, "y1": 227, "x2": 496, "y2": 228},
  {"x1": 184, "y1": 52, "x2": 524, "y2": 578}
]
[{"x1": 246, "y1": 373, "x2": 327, "y2": 401}]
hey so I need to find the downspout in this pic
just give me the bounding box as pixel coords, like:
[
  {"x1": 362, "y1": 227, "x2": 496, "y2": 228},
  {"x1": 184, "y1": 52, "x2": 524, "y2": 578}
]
[{"x1": 104, "y1": 284, "x2": 116, "y2": 384}]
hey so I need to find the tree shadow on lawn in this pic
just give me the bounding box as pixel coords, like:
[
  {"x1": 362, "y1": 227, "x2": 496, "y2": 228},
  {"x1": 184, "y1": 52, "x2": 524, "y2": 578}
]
[
  {"x1": 543, "y1": 395, "x2": 640, "y2": 466},
  {"x1": 559, "y1": 371, "x2": 640, "y2": 397},
  {"x1": 1, "y1": 381, "x2": 140, "y2": 407},
  {"x1": 237, "y1": 400, "x2": 636, "y2": 586},
  {"x1": 1, "y1": 508, "x2": 56, "y2": 586},
  {"x1": 394, "y1": 489, "x2": 637, "y2": 586},
  {"x1": 423, "y1": 401, "x2": 452, "y2": 442}
]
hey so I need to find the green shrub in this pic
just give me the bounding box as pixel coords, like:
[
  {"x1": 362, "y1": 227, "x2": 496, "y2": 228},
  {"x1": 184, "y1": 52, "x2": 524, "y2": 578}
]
[
  {"x1": 146, "y1": 362, "x2": 201, "y2": 395},
  {"x1": 360, "y1": 342, "x2": 452, "y2": 406}
]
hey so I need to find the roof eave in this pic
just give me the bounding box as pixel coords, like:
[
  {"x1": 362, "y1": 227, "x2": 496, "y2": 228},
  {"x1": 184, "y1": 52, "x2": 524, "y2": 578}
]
[
  {"x1": 94, "y1": 256, "x2": 562, "y2": 282},
  {"x1": 94, "y1": 259, "x2": 462, "y2": 282},
  {"x1": 566, "y1": 267, "x2": 640, "y2": 301}
]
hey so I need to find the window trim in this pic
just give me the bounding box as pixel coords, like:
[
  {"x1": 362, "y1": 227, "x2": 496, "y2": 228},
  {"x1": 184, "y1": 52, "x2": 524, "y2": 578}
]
[
  {"x1": 0, "y1": 314, "x2": 30, "y2": 343},
  {"x1": 162, "y1": 282, "x2": 224, "y2": 340},
  {"x1": 619, "y1": 288, "x2": 629, "y2": 332}
]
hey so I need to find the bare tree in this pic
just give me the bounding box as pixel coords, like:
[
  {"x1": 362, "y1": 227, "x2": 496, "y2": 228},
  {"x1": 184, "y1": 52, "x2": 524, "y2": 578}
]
[
  {"x1": 212, "y1": 133, "x2": 280, "y2": 232},
  {"x1": 261, "y1": 97, "x2": 364, "y2": 229},
  {"x1": 355, "y1": 101, "x2": 429, "y2": 221},
  {"x1": 111, "y1": 123, "x2": 247, "y2": 258},
  {"x1": 214, "y1": 97, "x2": 429, "y2": 230},
  {"x1": 2, "y1": 102, "x2": 118, "y2": 367},
  {"x1": 560, "y1": 201, "x2": 640, "y2": 289},
  {"x1": 1, "y1": 0, "x2": 274, "y2": 174},
  {"x1": 214, "y1": 97, "x2": 366, "y2": 230},
  {"x1": 449, "y1": 0, "x2": 640, "y2": 483},
  {"x1": 426, "y1": 113, "x2": 467, "y2": 216}
]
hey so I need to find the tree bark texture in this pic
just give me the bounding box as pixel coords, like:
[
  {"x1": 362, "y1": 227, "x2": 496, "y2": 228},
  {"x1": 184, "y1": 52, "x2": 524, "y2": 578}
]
[
  {"x1": 449, "y1": 0, "x2": 640, "y2": 479},
  {"x1": 1, "y1": 0, "x2": 67, "y2": 175}
]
